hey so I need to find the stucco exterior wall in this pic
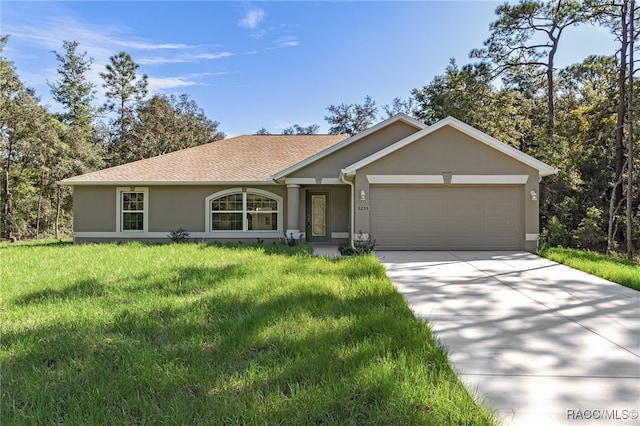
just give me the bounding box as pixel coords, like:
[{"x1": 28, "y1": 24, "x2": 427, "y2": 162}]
[
  {"x1": 73, "y1": 186, "x2": 117, "y2": 232},
  {"x1": 146, "y1": 185, "x2": 286, "y2": 232},
  {"x1": 288, "y1": 121, "x2": 421, "y2": 178},
  {"x1": 352, "y1": 126, "x2": 541, "y2": 251}
]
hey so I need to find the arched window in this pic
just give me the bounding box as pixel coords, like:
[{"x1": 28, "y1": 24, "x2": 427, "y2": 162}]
[{"x1": 206, "y1": 188, "x2": 282, "y2": 233}]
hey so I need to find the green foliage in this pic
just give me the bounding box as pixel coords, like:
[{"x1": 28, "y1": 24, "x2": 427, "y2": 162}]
[
  {"x1": 281, "y1": 123, "x2": 319, "y2": 135},
  {"x1": 283, "y1": 232, "x2": 298, "y2": 247},
  {"x1": 325, "y1": 95, "x2": 378, "y2": 135},
  {"x1": 573, "y1": 206, "x2": 605, "y2": 249},
  {"x1": 540, "y1": 247, "x2": 639, "y2": 291},
  {"x1": 0, "y1": 242, "x2": 496, "y2": 425},
  {"x1": 541, "y1": 215, "x2": 568, "y2": 248},
  {"x1": 338, "y1": 240, "x2": 353, "y2": 256},
  {"x1": 338, "y1": 232, "x2": 378, "y2": 256},
  {"x1": 48, "y1": 40, "x2": 97, "y2": 127},
  {"x1": 99, "y1": 51, "x2": 149, "y2": 165},
  {"x1": 129, "y1": 93, "x2": 225, "y2": 161},
  {"x1": 167, "y1": 227, "x2": 191, "y2": 243}
]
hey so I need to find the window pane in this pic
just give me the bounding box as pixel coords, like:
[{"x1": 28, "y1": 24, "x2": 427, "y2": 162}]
[
  {"x1": 247, "y1": 194, "x2": 277, "y2": 211},
  {"x1": 123, "y1": 192, "x2": 144, "y2": 211},
  {"x1": 212, "y1": 212, "x2": 243, "y2": 230},
  {"x1": 212, "y1": 194, "x2": 243, "y2": 211},
  {"x1": 247, "y1": 212, "x2": 277, "y2": 230},
  {"x1": 122, "y1": 212, "x2": 144, "y2": 231}
]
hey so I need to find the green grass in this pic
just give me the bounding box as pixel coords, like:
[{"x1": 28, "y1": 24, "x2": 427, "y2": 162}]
[
  {"x1": 1, "y1": 241, "x2": 495, "y2": 425},
  {"x1": 540, "y1": 247, "x2": 640, "y2": 291}
]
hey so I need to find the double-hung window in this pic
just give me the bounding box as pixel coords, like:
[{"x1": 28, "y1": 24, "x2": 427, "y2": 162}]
[
  {"x1": 207, "y1": 188, "x2": 281, "y2": 233},
  {"x1": 117, "y1": 187, "x2": 148, "y2": 232}
]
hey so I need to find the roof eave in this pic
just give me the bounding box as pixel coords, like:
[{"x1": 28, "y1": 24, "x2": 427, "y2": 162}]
[{"x1": 58, "y1": 180, "x2": 278, "y2": 186}]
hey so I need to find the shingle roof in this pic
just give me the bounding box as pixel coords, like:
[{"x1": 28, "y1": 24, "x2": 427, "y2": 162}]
[{"x1": 59, "y1": 134, "x2": 348, "y2": 185}]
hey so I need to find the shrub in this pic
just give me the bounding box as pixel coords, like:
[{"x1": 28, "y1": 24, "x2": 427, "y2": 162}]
[
  {"x1": 168, "y1": 227, "x2": 191, "y2": 243},
  {"x1": 573, "y1": 207, "x2": 604, "y2": 249},
  {"x1": 339, "y1": 231, "x2": 377, "y2": 256},
  {"x1": 338, "y1": 240, "x2": 353, "y2": 256},
  {"x1": 541, "y1": 215, "x2": 568, "y2": 248},
  {"x1": 283, "y1": 232, "x2": 298, "y2": 247}
]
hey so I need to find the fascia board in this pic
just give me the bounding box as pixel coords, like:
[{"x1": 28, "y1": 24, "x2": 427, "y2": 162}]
[{"x1": 57, "y1": 180, "x2": 278, "y2": 186}]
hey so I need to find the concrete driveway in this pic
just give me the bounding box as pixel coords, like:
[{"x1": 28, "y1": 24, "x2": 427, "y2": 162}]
[{"x1": 379, "y1": 251, "x2": 640, "y2": 426}]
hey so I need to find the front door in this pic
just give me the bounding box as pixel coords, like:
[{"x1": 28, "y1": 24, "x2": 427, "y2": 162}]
[{"x1": 306, "y1": 191, "x2": 330, "y2": 243}]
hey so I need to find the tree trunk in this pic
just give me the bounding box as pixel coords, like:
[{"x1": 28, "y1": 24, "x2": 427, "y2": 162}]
[
  {"x1": 4, "y1": 170, "x2": 12, "y2": 240},
  {"x1": 626, "y1": 0, "x2": 635, "y2": 260},
  {"x1": 55, "y1": 185, "x2": 61, "y2": 240},
  {"x1": 547, "y1": 37, "x2": 557, "y2": 145},
  {"x1": 607, "y1": 178, "x2": 623, "y2": 254},
  {"x1": 610, "y1": 0, "x2": 629, "y2": 252},
  {"x1": 616, "y1": 0, "x2": 629, "y2": 215}
]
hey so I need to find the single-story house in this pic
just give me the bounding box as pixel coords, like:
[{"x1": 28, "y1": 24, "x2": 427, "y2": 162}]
[{"x1": 60, "y1": 114, "x2": 556, "y2": 251}]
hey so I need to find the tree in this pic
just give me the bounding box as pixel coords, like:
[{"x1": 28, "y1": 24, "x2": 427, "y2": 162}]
[
  {"x1": 626, "y1": 0, "x2": 635, "y2": 260},
  {"x1": 324, "y1": 95, "x2": 378, "y2": 135},
  {"x1": 48, "y1": 40, "x2": 96, "y2": 127},
  {"x1": 255, "y1": 127, "x2": 270, "y2": 135},
  {"x1": 100, "y1": 51, "x2": 148, "y2": 165},
  {"x1": 590, "y1": 0, "x2": 640, "y2": 257},
  {"x1": 1, "y1": 36, "x2": 63, "y2": 239},
  {"x1": 382, "y1": 97, "x2": 416, "y2": 118},
  {"x1": 411, "y1": 59, "x2": 539, "y2": 150},
  {"x1": 129, "y1": 93, "x2": 224, "y2": 160},
  {"x1": 470, "y1": 0, "x2": 591, "y2": 144},
  {"x1": 282, "y1": 124, "x2": 319, "y2": 135}
]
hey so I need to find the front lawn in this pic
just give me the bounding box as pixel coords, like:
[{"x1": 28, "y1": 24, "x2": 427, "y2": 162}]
[
  {"x1": 1, "y1": 241, "x2": 495, "y2": 425},
  {"x1": 540, "y1": 247, "x2": 640, "y2": 291}
]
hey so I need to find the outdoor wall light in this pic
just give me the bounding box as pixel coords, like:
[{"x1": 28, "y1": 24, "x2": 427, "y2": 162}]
[
  {"x1": 360, "y1": 190, "x2": 366, "y2": 201},
  {"x1": 530, "y1": 190, "x2": 538, "y2": 201}
]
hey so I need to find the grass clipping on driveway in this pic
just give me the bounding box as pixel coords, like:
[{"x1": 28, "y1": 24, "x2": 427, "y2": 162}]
[{"x1": 1, "y1": 242, "x2": 495, "y2": 425}]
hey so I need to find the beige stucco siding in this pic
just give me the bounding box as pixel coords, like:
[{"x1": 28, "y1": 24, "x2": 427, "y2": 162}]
[
  {"x1": 73, "y1": 185, "x2": 288, "y2": 234},
  {"x1": 353, "y1": 126, "x2": 541, "y2": 251},
  {"x1": 358, "y1": 127, "x2": 536, "y2": 175},
  {"x1": 289, "y1": 121, "x2": 420, "y2": 178},
  {"x1": 149, "y1": 185, "x2": 287, "y2": 232},
  {"x1": 73, "y1": 186, "x2": 117, "y2": 232}
]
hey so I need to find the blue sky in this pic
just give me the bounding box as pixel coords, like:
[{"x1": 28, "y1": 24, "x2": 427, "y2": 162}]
[{"x1": 1, "y1": 1, "x2": 618, "y2": 136}]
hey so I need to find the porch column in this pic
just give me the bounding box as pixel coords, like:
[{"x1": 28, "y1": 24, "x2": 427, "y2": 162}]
[{"x1": 285, "y1": 184, "x2": 301, "y2": 239}]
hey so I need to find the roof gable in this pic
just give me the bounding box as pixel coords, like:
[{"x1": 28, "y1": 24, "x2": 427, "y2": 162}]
[
  {"x1": 341, "y1": 116, "x2": 557, "y2": 177},
  {"x1": 271, "y1": 113, "x2": 426, "y2": 180}
]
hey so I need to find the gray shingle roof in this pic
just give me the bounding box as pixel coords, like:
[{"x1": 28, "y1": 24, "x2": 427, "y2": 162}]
[{"x1": 60, "y1": 134, "x2": 348, "y2": 185}]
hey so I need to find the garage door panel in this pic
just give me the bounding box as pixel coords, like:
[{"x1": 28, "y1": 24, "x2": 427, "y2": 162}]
[
  {"x1": 370, "y1": 185, "x2": 523, "y2": 250},
  {"x1": 485, "y1": 217, "x2": 518, "y2": 230},
  {"x1": 486, "y1": 202, "x2": 518, "y2": 215}
]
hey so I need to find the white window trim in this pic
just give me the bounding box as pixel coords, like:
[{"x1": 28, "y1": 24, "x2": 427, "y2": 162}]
[
  {"x1": 205, "y1": 187, "x2": 283, "y2": 235},
  {"x1": 116, "y1": 187, "x2": 149, "y2": 233}
]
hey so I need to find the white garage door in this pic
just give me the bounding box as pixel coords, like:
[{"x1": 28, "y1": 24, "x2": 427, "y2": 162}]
[{"x1": 370, "y1": 185, "x2": 523, "y2": 250}]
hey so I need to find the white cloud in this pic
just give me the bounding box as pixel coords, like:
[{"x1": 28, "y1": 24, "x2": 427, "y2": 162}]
[
  {"x1": 147, "y1": 76, "x2": 200, "y2": 91},
  {"x1": 113, "y1": 41, "x2": 196, "y2": 50},
  {"x1": 238, "y1": 7, "x2": 266, "y2": 30},
  {"x1": 276, "y1": 36, "x2": 300, "y2": 48},
  {"x1": 147, "y1": 72, "x2": 237, "y2": 92},
  {"x1": 138, "y1": 52, "x2": 233, "y2": 65},
  {"x1": 195, "y1": 52, "x2": 233, "y2": 60}
]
